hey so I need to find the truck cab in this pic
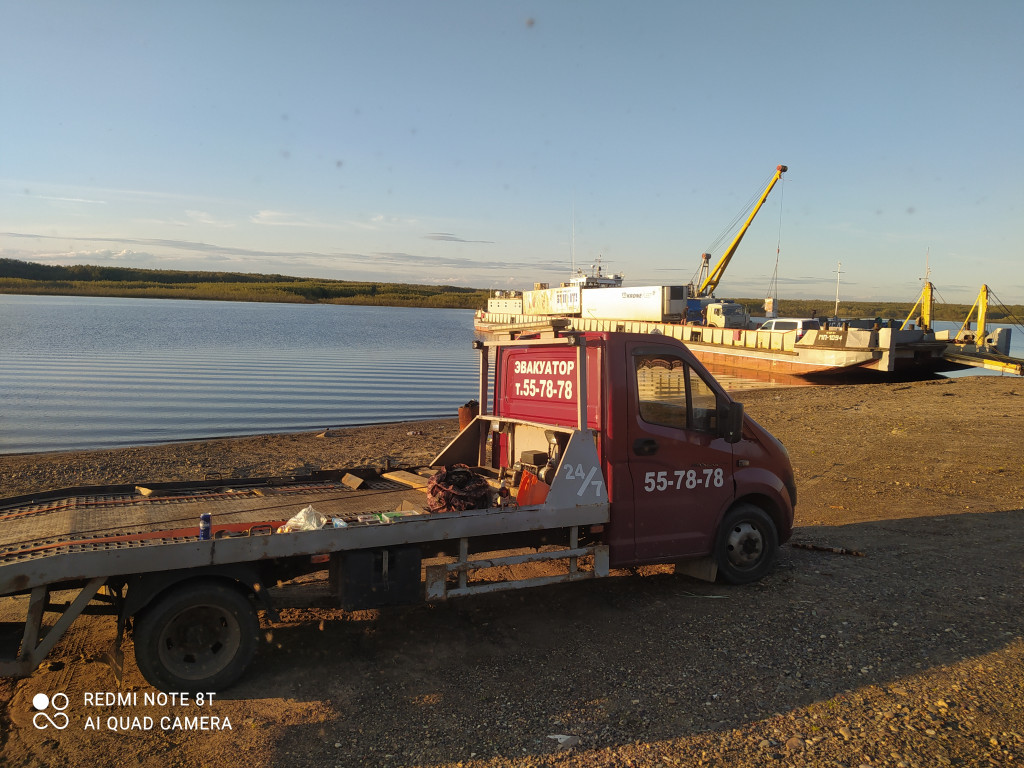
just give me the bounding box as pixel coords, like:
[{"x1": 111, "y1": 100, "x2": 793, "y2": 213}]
[
  {"x1": 685, "y1": 297, "x2": 750, "y2": 329},
  {"x1": 489, "y1": 331, "x2": 794, "y2": 583},
  {"x1": 703, "y1": 300, "x2": 750, "y2": 328}
]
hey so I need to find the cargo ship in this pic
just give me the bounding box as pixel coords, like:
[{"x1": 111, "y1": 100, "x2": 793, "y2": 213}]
[
  {"x1": 476, "y1": 164, "x2": 1020, "y2": 377},
  {"x1": 474, "y1": 280, "x2": 1019, "y2": 377}
]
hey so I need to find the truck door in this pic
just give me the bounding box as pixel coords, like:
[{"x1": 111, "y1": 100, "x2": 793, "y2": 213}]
[{"x1": 625, "y1": 342, "x2": 735, "y2": 561}]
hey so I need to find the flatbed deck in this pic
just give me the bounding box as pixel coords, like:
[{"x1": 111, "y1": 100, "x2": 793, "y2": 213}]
[
  {"x1": 0, "y1": 475, "x2": 429, "y2": 569},
  {"x1": 1, "y1": 471, "x2": 608, "y2": 591}
]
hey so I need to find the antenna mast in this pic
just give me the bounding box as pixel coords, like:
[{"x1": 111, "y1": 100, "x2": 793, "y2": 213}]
[
  {"x1": 570, "y1": 203, "x2": 576, "y2": 278},
  {"x1": 833, "y1": 261, "x2": 843, "y2": 318}
]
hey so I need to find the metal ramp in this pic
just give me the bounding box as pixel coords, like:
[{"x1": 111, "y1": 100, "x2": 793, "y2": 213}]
[{"x1": 941, "y1": 349, "x2": 1024, "y2": 376}]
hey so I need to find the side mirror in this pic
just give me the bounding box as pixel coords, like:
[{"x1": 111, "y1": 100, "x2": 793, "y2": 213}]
[{"x1": 722, "y1": 401, "x2": 744, "y2": 444}]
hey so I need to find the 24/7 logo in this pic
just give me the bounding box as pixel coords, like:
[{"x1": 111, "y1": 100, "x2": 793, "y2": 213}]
[
  {"x1": 562, "y1": 462, "x2": 605, "y2": 498},
  {"x1": 32, "y1": 692, "x2": 69, "y2": 730}
]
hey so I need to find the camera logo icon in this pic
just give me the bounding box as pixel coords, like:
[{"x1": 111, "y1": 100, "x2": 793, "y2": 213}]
[{"x1": 32, "y1": 692, "x2": 70, "y2": 730}]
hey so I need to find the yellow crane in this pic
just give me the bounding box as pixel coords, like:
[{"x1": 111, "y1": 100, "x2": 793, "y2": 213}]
[
  {"x1": 902, "y1": 282, "x2": 994, "y2": 341},
  {"x1": 900, "y1": 280, "x2": 935, "y2": 331},
  {"x1": 954, "y1": 284, "x2": 992, "y2": 344},
  {"x1": 943, "y1": 285, "x2": 1021, "y2": 374},
  {"x1": 696, "y1": 164, "x2": 788, "y2": 297},
  {"x1": 902, "y1": 281, "x2": 1022, "y2": 375}
]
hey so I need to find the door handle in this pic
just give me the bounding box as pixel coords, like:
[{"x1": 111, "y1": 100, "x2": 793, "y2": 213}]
[{"x1": 633, "y1": 438, "x2": 658, "y2": 456}]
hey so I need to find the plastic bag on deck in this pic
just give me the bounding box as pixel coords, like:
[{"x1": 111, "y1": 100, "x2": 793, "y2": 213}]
[{"x1": 276, "y1": 504, "x2": 327, "y2": 533}]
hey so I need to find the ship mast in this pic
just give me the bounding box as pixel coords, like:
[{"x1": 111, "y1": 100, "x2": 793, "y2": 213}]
[
  {"x1": 570, "y1": 203, "x2": 576, "y2": 278},
  {"x1": 833, "y1": 261, "x2": 843, "y2": 318}
]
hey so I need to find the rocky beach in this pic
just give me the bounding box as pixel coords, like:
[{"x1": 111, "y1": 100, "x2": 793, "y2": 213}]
[{"x1": 1, "y1": 375, "x2": 1022, "y2": 767}]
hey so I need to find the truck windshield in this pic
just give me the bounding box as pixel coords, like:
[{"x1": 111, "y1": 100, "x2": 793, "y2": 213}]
[{"x1": 634, "y1": 353, "x2": 719, "y2": 433}]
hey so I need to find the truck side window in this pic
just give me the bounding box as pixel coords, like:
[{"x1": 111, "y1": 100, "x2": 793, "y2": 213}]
[
  {"x1": 688, "y1": 367, "x2": 718, "y2": 432},
  {"x1": 635, "y1": 354, "x2": 688, "y2": 429},
  {"x1": 634, "y1": 353, "x2": 719, "y2": 433}
]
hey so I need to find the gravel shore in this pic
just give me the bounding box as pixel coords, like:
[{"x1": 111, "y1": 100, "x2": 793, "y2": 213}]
[{"x1": 1, "y1": 375, "x2": 1022, "y2": 768}]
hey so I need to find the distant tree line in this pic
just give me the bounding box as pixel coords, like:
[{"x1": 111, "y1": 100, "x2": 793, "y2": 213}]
[
  {"x1": 0, "y1": 259, "x2": 489, "y2": 309},
  {"x1": 3, "y1": 258, "x2": 1021, "y2": 321},
  {"x1": 731, "y1": 296, "x2": 1024, "y2": 324}
]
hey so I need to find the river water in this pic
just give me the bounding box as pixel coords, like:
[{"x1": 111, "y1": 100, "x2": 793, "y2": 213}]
[
  {"x1": 1, "y1": 294, "x2": 1019, "y2": 454},
  {"x1": 0, "y1": 295, "x2": 479, "y2": 454}
]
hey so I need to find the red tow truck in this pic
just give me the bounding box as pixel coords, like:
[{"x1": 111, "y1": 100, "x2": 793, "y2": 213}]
[{"x1": 0, "y1": 330, "x2": 794, "y2": 691}]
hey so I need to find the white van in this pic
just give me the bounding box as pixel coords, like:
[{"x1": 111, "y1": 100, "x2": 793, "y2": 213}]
[{"x1": 757, "y1": 317, "x2": 820, "y2": 341}]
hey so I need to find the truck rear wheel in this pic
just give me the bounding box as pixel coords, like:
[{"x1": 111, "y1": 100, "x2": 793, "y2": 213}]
[
  {"x1": 133, "y1": 580, "x2": 259, "y2": 692},
  {"x1": 714, "y1": 503, "x2": 778, "y2": 584}
]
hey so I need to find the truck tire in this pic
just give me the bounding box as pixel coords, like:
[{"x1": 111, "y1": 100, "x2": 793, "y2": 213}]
[
  {"x1": 714, "y1": 503, "x2": 778, "y2": 584},
  {"x1": 133, "y1": 580, "x2": 259, "y2": 692}
]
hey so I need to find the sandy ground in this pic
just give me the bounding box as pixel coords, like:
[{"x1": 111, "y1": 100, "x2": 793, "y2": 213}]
[{"x1": 1, "y1": 375, "x2": 1023, "y2": 767}]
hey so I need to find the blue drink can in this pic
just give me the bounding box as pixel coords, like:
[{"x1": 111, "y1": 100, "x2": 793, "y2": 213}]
[{"x1": 199, "y1": 513, "x2": 212, "y2": 540}]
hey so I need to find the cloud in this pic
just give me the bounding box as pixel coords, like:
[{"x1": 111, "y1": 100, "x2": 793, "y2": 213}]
[
  {"x1": 3, "y1": 178, "x2": 243, "y2": 207},
  {"x1": 185, "y1": 210, "x2": 234, "y2": 227},
  {"x1": 0, "y1": 229, "x2": 568, "y2": 288},
  {"x1": 424, "y1": 232, "x2": 494, "y2": 244},
  {"x1": 249, "y1": 210, "x2": 412, "y2": 233},
  {"x1": 1, "y1": 230, "x2": 321, "y2": 264},
  {"x1": 250, "y1": 210, "x2": 315, "y2": 227},
  {"x1": 774, "y1": 275, "x2": 848, "y2": 286},
  {"x1": 42, "y1": 248, "x2": 137, "y2": 261},
  {"x1": 15, "y1": 247, "x2": 166, "y2": 269},
  {"x1": 369, "y1": 250, "x2": 563, "y2": 273},
  {"x1": 23, "y1": 193, "x2": 107, "y2": 205}
]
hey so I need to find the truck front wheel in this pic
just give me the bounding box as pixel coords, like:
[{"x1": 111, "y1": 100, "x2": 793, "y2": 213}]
[
  {"x1": 714, "y1": 503, "x2": 778, "y2": 584},
  {"x1": 133, "y1": 580, "x2": 260, "y2": 692}
]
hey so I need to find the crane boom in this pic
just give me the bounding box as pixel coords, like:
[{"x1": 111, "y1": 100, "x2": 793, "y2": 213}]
[{"x1": 698, "y1": 164, "x2": 787, "y2": 297}]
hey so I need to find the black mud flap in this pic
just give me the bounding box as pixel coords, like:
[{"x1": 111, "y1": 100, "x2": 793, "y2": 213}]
[
  {"x1": 331, "y1": 547, "x2": 422, "y2": 611},
  {"x1": 102, "y1": 586, "x2": 128, "y2": 686}
]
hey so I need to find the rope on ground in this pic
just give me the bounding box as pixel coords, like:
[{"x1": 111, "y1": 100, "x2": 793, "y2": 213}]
[
  {"x1": 677, "y1": 591, "x2": 729, "y2": 599},
  {"x1": 790, "y1": 542, "x2": 866, "y2": 557}
]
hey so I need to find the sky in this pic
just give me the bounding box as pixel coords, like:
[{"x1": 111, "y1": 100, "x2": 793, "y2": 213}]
[{"x1": 2, "y1": 1, "x2": 1022, "y2": 304}]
